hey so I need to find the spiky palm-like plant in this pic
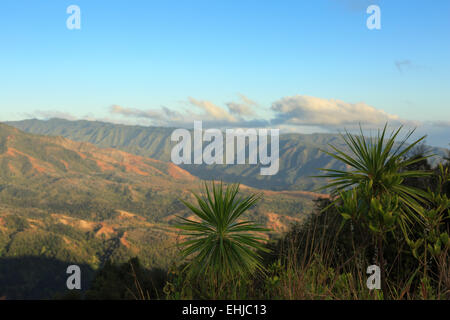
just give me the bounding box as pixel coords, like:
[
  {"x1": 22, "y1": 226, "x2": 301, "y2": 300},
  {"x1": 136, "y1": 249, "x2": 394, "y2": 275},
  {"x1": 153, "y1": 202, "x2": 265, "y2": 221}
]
[
  {"x1": 315, "y1": 124, "x2": 432, "y2": 295},
  {"x1": 176, "y1": 181, "x2": 270, "y2": 288},
  {"x1": 317, "y1": 124, "x2": 431, "y2": 222}
]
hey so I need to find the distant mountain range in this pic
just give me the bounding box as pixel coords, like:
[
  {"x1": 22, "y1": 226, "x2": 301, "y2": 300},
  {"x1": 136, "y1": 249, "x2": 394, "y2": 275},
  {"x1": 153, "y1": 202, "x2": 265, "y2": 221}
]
[
  {"x1": 7, "y1": 118, "x2": 449, "y2": 191},
  {"x1": 0, "y1": 123, "x2": 320, "y2": 298}
]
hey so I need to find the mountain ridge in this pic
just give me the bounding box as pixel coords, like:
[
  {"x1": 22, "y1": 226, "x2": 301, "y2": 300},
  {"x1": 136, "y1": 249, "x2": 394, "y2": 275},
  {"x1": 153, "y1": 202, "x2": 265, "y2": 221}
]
[{"x1": 6, "y1": 118, "x2": 448, "y2": 191}]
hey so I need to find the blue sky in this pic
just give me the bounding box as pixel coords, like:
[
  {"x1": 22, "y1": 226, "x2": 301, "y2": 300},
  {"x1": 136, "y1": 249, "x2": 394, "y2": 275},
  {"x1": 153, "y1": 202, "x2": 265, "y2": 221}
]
[{"x1": 0, "y1": 0, "x2": 449, "y2": 147}]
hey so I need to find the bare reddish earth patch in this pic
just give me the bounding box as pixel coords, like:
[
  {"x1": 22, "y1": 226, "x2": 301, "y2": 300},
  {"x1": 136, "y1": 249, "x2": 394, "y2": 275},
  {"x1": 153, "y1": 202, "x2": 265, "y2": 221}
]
[
  {"x1": 7, "y1": 162, "x2": 19, "y2": 175},
  {"x1": 87, "y1": 147, "x2": 167, "y2": 177},
  {"x1": 4, "y1": 148, "x2": 47, "y2": 173},
  {"x1": 122, "y1": 162, "x2": 150, "y2": 176},
  {"x1": 75, "y1": 151, "x2": 87, "y2": 159},
  {"x1": 117, "y1": 210, "x2": 145, "y2": 222},
  {"x1": 95, "y1": 223, "x2": 116, "y2": 238},
  {"x1": 124, "y1": 154, "x2": 167, "y2": 176},
  {"x1": 95, "y1": 159, "x2": 115, "y2": 171},
  {"x1": 120, "y1": 231, "x2": 131, "y2": 248},
  {"x1": 60, "y1": 159, "x2": 69, "y2": 170},
  {"x1": 54, "y1": 214, "x2": 98, "y2": 231},
  {"x1": 4, "y1": 148, "x2": 16, "y2": 157},
  {"x1": 265, "y1": 212, "x2": 301, "y2": 233},
  {"x1": 167, "y1": 163, "x2": 196, "y2": 180}
]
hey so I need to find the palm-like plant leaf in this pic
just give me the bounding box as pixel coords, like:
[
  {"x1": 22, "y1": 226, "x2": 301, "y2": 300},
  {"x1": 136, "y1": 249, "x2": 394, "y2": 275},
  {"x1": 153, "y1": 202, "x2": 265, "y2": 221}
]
[
  {"x1": 313, "y1": 124, "x2": 432, "y2": 224},
  {"x1": 175, "y1": 181, "x2": 270, "y2": 280}
]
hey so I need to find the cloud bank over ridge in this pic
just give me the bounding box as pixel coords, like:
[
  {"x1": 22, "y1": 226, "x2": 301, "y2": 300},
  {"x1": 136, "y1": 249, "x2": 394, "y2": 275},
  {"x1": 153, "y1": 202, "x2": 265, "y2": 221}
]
[
  {"x1": 109, "y1": 94, "x2": 418, "y2": 130},
  {"x1": 27, "y1": 93, "x2": 449, "y2": 147}
]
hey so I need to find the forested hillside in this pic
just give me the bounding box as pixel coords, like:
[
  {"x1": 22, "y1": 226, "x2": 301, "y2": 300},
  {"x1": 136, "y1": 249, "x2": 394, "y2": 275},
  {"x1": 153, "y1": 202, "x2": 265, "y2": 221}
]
[{"x1": 8, "y1": 118, "x2": 448, "y2": 191}]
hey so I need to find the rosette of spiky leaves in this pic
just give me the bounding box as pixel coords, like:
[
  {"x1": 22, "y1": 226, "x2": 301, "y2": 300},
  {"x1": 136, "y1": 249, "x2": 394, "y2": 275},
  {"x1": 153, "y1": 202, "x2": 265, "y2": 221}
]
[
  {"x1": 314, "y1": 124, "x2": 432, "y2": 228},
  {"x1": 176, "y1": 182, "x2": 270, "y2": 281}
]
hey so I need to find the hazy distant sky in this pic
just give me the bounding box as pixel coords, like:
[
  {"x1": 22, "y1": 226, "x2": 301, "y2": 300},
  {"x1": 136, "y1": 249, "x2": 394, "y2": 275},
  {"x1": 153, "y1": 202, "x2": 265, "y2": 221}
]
[{"x1": 0, "y1": 0, "x2": 449, "y2": 147}]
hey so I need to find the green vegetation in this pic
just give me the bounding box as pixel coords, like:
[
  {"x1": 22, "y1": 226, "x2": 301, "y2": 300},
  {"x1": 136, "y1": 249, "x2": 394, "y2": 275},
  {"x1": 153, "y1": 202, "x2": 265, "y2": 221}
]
[
  {"x1": 0, "y1": 122, "x2": 448, "y2": 299},
  {"x1": 9, "y1": 118, "x2": 448, "y2": 191},
  {"x1": 315, "y1": 125, "x2": 432, "y2": 294},
  {"x1": 0, "y1": 123, "x2": 313, "y2": 299},
  {"x1": 176, "y1": 182, "x2": 269, "y2": 297},
  {"x1": 81, "y1": 125, "x2": 448, "y2": 300}
]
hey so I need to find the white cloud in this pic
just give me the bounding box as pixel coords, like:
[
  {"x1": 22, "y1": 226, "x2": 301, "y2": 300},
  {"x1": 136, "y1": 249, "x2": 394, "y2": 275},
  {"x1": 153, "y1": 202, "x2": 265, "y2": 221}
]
[
  {"x1": 109, "y1": 94, "x2": 420, "y2": 131},
  {"x1": 188, "y1": 97, "x2": 236, "y2": 122},
  {"x1": 110, "y1": 105, "x2": 166, "y2": 120},
  {"x1": 23, "y1": 94, "x2": 449, "y2": 148},
  {"x1": 226, "y1": 93, "x2": 257, "y2": 116},
  {"x1": 271, "y1": 95, "x2": 415, "y2": 128},
  {"x1": 227, "y1": 102, "x2": 255, "y2": 116},
  {"x1": 29, "y1": 110, "x2": 78, "y2": 121},
  {"x1": 109, "y1": 95, "x2": 268, "y2": 128}
]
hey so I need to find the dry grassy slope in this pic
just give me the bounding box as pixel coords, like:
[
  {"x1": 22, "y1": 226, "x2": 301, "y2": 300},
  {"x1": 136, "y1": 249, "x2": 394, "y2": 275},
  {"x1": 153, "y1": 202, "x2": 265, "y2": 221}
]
[
  {"x1": 0, "y1": 123, "x2": 323, "y2": 270},
  {"x1": 0, "y1": 123, "x2": 196, "y2": 181}
]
